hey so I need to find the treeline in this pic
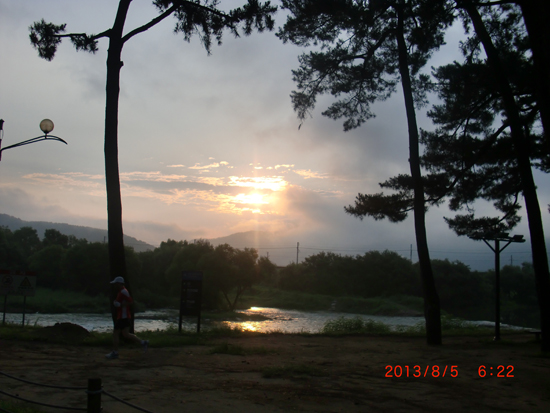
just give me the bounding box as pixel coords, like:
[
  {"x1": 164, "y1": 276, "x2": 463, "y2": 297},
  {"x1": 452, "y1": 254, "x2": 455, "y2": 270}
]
[
  {"x1": 0, "y1": 226, "x2": 539, "y2": 326},
  {"x1": 279, "y1": 251, "x2": 539, "y2": 327},
  {"x1": 0, "y1": 227, "x2": 277, "y2": 311}
]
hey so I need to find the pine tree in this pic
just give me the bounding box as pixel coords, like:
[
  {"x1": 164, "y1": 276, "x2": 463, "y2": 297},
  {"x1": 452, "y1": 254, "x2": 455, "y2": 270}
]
[
  {"x1": 375, "y1": 2, "x2": 550, "y2": 351},
  {"x1": 29, "y1": 0, "x2": 276, "y2": 300},
  {"x1": 278, "y1": 0, "x2": 455, "y2": 345},
  {"x1": 453, "y1": 0, "x2": 550, "y2": 351},
  {"x1": 29, "y1": 0, "x2": 276, "y2": 328}
]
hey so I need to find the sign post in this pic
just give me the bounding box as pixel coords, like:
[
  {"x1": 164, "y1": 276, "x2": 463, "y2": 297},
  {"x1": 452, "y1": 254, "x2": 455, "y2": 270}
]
[
  {"x1": 1, "y1": 270, "x2": 37, "y2": 326},
  {"x1": 179, "y1": 271, "x2": 203, "y2": 333}
]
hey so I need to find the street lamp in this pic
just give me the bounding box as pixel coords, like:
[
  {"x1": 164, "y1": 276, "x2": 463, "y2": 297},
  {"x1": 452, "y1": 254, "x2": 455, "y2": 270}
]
[
  {"x1": 0, "y1": 119, "x2": 67, "y2": 161},
  {"x1": 468, "y1": 231, "x2": 526, "y2": 340}
]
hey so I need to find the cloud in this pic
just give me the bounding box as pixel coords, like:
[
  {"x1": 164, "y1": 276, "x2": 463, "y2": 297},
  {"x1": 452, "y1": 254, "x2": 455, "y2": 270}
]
[
  {"x1": 227, "y1": 176, "x2": 287, "y2": 192},
  {"x1": 0, "y1": 185, "x2": 106, "y2": 228},
  {"x1": 294, "y1": 169, "x2": 329, "y2": 179},
  {"x1": 188, "y1": 163, "x2": 223, "y2": 170}
]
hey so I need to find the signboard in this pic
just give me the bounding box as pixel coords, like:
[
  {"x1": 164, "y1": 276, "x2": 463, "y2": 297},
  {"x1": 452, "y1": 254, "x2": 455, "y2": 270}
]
[
  {"x1": 0, "y1": 270, "x2": 37, "y2": 297},
  {"x1": 179, "y1": 271, "x2": 203, "y2": 333}
]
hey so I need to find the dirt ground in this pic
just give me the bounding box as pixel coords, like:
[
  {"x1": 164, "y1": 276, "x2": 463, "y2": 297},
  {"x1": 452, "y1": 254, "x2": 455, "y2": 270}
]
[{"x1": 1, "y1": 328, "x2": 549, "y2": 413}]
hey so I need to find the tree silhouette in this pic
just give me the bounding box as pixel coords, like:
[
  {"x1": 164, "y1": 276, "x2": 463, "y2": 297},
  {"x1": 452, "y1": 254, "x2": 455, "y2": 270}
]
[
  {"x1": 28, "y1": 1, "x2": 277, "y2": 302},
  {"x1": 516, "y1": 0, "x2": 550, "y2": 148},
  {"x1": 278, "y1": 0, "x2": 455, "y2": 345},
  {"x1": 370, "y1": 2, "x2": 550, "y2": 351},
  {"x1": 451, "y1": 0, "x2": 550, "y2": 351}
]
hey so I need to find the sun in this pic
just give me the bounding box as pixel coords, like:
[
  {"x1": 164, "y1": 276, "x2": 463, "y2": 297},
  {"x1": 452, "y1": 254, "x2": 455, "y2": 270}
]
[
  {"x1": 220, "y1": 176, "x2": 287, "y2": 215},
  {"x1": 234, "y1": 193, "x2": 268, "y2": 205}
]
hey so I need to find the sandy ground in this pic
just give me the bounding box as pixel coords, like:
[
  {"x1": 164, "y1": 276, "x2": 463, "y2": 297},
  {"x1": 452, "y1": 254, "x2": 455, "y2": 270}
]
[{"x1": 1, "y1": 328, "x2": 549, "y2": 412}]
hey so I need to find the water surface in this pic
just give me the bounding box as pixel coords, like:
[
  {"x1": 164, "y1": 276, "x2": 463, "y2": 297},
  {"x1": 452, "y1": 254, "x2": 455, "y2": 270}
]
[{"x1": 2, "y1": 307, "x2": 524, "y2": 333}]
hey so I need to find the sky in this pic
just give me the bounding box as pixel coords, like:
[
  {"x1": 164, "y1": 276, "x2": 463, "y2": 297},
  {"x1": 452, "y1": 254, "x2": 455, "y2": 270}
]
[{"x1": 1, "y1": 0, "x2": 548, "y2": 270}]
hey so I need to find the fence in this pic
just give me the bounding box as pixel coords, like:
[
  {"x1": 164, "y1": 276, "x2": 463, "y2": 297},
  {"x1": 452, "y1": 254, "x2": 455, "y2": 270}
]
[{"x1": 0, "y1": 371, "x2": 154, "y2": 413}]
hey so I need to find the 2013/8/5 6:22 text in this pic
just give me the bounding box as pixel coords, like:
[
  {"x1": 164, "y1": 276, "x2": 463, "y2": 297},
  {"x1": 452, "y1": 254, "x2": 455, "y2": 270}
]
[{"x1": 385, "y1": 365, "x2": 459, "y2": 378}]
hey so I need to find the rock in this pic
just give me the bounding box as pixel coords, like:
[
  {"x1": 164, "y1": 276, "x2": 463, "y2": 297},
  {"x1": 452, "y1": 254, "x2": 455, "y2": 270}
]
[{"x1": 33, "y1": 322, "x2": 90, "y2": 343}]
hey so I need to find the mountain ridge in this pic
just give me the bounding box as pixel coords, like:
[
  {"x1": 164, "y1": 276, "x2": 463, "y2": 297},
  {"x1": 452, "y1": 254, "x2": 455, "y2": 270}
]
[
  {"x1": 0, "y1": 214, "x2": 155, "y2": 253},
  {"x1": 0, "y1": 214, "x2": 300, "y2": 263}
]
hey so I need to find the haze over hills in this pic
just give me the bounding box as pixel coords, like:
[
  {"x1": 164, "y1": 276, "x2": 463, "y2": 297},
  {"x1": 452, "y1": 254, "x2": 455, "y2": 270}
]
[
  {"x1": 1, "y1": 214, "x2": 539, "y2": 269},
  {"x1": 208, "y1": 231, "x2": 301, "y2": 265},
  {"x1": 0, "y1": 214, "x2": 305, "y2": 264},
  {"x1": 0, "y1": 214, "x2": 296, "y2": 260},
  {"x1": 0, "y1": 214, "x2": 155, "y2": 253}
]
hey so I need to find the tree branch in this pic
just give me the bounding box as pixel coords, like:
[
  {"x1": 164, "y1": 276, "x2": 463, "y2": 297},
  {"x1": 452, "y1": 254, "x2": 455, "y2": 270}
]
[
  {"x1": 122, "y1": 5, "x2": 178, "y2": 43},
  {"x1": 476, "y1": 0, "x2": 516, "y2": 7},
  {"x1": 55, "y1": 29, "x2": 110, "y2": 41},
  {"x1": 172, "y1": 0, "x2": 234, "y2": 21}
]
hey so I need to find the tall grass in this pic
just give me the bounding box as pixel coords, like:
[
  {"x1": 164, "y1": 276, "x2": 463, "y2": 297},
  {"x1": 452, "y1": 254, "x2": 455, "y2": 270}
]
[
  {"x1": 320, "y1": 316, "x2": 392, "y2": 335},
  {"x1": 394, "y1": 315, "x2": 495, "y2": 335},
  {"x1": 318, "y1": 314, "x2": 500, "y2": 336}
]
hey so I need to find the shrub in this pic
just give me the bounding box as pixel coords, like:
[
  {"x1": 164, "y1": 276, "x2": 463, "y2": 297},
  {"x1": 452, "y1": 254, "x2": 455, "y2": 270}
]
[{"x1": 320, "y1": 316, "x2": 391, "y2": 334}]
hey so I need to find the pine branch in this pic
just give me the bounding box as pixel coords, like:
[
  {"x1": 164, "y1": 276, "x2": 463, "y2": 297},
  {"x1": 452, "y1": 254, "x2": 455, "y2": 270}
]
[{"x1": 122, "y1": 5, "x2": 178, "y2": 43}]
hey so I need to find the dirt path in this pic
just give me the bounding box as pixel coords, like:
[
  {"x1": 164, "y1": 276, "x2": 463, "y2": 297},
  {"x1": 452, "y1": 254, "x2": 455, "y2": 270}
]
[{"x1": 1, "y1": 333, "x2": 549, "y2": 412}]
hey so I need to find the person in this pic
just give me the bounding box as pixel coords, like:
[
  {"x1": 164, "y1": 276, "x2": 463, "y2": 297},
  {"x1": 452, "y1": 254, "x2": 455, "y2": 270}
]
[{"x1": 106, "y1": 276, "x2": 149, "y2": 360}]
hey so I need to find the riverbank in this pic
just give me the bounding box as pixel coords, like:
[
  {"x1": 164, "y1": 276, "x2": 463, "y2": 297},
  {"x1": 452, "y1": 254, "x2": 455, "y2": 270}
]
[
  {"x1": 1, "y1": 331, "x2": 548, "y2": 412},
  {"x1": 4, "y1": 287, "x2": 425, "y2": 317}
]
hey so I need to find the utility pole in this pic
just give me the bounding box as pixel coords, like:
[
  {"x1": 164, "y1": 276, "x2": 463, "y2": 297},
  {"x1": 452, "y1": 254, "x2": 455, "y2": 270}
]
[
  {"x1": 468, "y1": 232, "x2": 525, "y2": 341},
  {"x1": 296, "y1": 242, "x2": 300, "y2": 264}
]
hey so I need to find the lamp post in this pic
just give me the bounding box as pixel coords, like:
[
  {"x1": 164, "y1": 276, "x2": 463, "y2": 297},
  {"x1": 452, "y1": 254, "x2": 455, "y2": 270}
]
[
  {"x1": 469, "y1": 232, "x2": 526, "y2": 340},
  {"x1": 0, "y1": 119, "x2": 67, "y2": 161}
]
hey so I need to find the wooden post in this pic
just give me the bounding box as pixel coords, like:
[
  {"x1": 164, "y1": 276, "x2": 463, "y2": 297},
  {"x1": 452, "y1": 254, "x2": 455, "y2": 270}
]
[
  {"x1": 2, "y1": 295, "x2": 7, "y2": 325},
  {"x1": 87, "y1": 378, "x2": 102, "y2": 413},
  {"x1": 22, "y1": 296, "x2": 26, "y2": 327}
]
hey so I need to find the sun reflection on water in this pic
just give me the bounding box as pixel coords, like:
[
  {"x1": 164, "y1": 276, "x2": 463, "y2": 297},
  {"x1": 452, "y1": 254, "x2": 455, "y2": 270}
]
[{"x1": 239, "y1": 322, "x2": 259, "y2": 332}]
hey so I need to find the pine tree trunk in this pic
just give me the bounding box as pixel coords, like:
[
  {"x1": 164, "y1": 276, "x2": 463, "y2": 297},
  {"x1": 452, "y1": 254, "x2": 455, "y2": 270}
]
[
  {"x1": 396, "y1": 3, "x2": 442, "y2": 346},
  {"x1": 519, "y1": 0, "x2": 550, "y2": 148},
  {"x1": 463, "y1": 0, "x2": 550, "y2": 352},
  {"x1": 106, "y1": 0, "x2": 131, "y2": 328}
]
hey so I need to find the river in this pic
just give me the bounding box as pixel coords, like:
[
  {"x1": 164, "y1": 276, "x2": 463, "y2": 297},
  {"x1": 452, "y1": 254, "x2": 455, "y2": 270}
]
[{"x1": 1, "y1": 307, "x2": 523, "y2": 333}]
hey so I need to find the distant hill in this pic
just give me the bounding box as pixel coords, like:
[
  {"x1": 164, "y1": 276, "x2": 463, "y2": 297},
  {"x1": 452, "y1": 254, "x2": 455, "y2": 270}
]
[
  {"x1": 0, "y1": 214, "x2": 155, "y2": 252},
  {"x1": 0, "y1": 214, "x2": 298, "y2": 262},
  {"x1": 209, "y1": 231, "x2": 280, "y2": 248},
  {"x1": 209, "y1": 231, "x2": 298, "y2": 265}
]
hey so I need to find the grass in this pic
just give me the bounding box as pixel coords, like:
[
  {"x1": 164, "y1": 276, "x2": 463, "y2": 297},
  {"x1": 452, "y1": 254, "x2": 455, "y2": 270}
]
[
  {"x1": 1, "y1": 315, "x2": 517, "y2": 348},
  {"x1": 208, "y1": 342, "x2": 274, "y2": 356},
  {"x1": 238, "y1": 288, "x2": 334, "y2": 312},
  {"x1": 392, "y1": 315, "x2": 526, "y2": 338},
  {"x1": 4, "y1": 288, "x2": 108, "y2": 314},
  {"x1": 317, "y1": 314, "x2": 527, "y2": 338},
  {"x1": 4, "y1": 286, "x2": 422, "y2": 321},
  {"x1": 320, "y1": 316, "x2": 392, "y2": 335},
  {"x1": 0, "y1": 400, "x2": 46, "y2": 413},
  {"x1": 239, "y1": 286, "x2": 424, "y2": 316}
]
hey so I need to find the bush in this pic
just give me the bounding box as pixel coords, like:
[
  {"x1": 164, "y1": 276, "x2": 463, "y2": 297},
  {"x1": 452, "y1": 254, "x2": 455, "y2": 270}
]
[{"x1": 320, "y1": 316, "x2": 391, "y2": 334}]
